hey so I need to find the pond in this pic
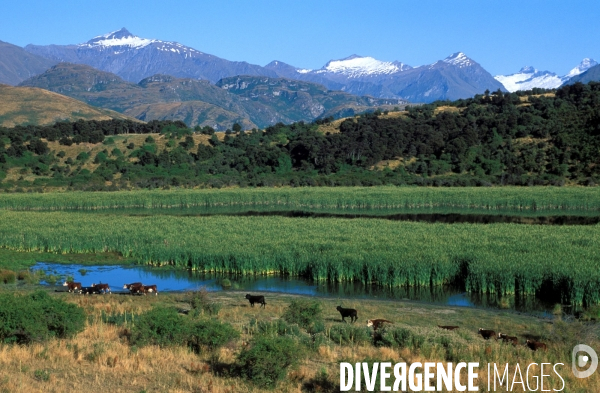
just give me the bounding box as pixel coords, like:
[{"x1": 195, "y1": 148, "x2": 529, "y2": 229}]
[{"x1": 34, "y1": 262, "x2": 561, "y2": 316}]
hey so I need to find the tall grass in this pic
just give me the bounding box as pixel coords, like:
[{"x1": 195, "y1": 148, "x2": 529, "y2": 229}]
[
  {"x1": 0, "y1": 211, "x2": 598, "y2": 305},
  {"x1": 0, "y1": 187, "x2": 598, "y2": 214}
]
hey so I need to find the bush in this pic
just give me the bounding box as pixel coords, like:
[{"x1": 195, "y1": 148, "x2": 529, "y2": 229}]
[
  {"x1": 237, "y1": 335, "x2": 303, "y2": 389},
  {"x1": 251, "y1": 318, "x2": 302, "y2": 337},
  {"x1": 282, "y1": 300, "x2": 323, "y2": 332},
  {"x1": 76, "y1": 152, "x2": 90, "y2": 161},
  {"x1": 187, "y1": 288, "x2": 221, "y2": 316},
  {"x1": 379, "y1": 327, "x2": 425, "y2": 350},
  {"x1": 129, "y1": 307, "x2": 192, "y2": 347},
  {"x1": 189, "y1": 319, "x2": 239, "y2": 352},
  {"x1": 0, "y1": 291, "x2": 85, "y2": 344},
  {"x1": 328, "y1": 324, "x2": 372, "y2": 346},
  {"x1": 0, "y1": 269, "x2": 16, "y2": 284}
]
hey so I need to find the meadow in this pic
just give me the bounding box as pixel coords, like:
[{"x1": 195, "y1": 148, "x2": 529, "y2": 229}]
[{"x1": 0, "y1": 290, "x2": 596, "y2": 393}]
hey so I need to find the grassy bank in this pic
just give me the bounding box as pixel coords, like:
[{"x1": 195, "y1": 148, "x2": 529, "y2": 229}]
[{"x1": 0, "y1": 290, "x2": 596, "y2": 392}]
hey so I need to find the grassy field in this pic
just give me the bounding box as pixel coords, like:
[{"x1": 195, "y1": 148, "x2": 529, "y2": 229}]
[
  {"x1": 1, "y1": 187, "x2": 598, "y2": 214},
  {"x1": 0, "y1": 210, "x2": 598, "y2": 305},
  {"x1": 0, "y1": 289, "x2": 596, "y2": 393},
  {"x1": 0, "y1": 84, "x2": 136, "y2": 128}
]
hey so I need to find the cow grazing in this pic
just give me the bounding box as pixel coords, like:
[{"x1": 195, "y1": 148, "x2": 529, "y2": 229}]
[
  {"x1": 62, "y1": 281, "x2": 82, "y2": 293},
  {"x1": 123, "y1": 282, "x2": 143, "y2": 295},
  {"x1": 141, "y1": 285, "x2": 158, "y2": 296},
  {"x1": 245, "y1": 294, "x2": 266, "y2": 308},
  {"x1": 498, "y1": 333, "x2": 518, "y2": 346},
  {"x1": 438, "y1": 325, "x2": 460, "y2": 331},
  {"x1": 367, "y1": 319, "x2": 393, "y2": 330},
  {"x1": 92, "y1": 283, "x2": 111, "y2": 294},
  {"x1": 478, "y1": 328, "x2": 497, "y2": 340},
  {"x1": 525, "y1": 340, "x2": 547, "y2": 351},
  {"x1": 336, "y1": 306, "x2": 358, "y2": 323},
  {"x1": 81, "y1": 286, "x2": 101, "y2": 295}
]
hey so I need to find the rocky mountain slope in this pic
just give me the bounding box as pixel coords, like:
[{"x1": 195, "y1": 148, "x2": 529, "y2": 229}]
[
  {"x1": 0, "y1": 40, "x2": 56, "y2": 85},
  {"x1": 20, "y1": 63, "x2": 406, "y2": 129},
  {"x1": 24, "y1": 28, "x2": 277, "y2": 84},
  {"x1": 267, "y1": 53, "x2": 505, "y2": 102}
]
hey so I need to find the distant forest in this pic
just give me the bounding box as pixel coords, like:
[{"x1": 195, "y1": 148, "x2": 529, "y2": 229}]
[{"x1": 1, "y1": 82, "x2": 599, "y2": 190}]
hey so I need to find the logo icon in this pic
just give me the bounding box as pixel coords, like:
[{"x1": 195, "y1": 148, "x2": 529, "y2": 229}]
[{"x1": 572, "y1": 344, "x2": 598, "y2": 378}]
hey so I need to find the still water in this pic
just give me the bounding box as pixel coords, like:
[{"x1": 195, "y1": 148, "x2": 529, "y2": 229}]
[{"x1": 34, "y1": 262, "x2": 556, "y2": 315}]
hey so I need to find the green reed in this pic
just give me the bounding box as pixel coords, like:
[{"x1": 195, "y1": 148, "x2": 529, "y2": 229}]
[
  {"x1": 0, "y1": 187, "x2": 598, "y2": 214},
  {"x1": 0, "y1": 211, "x2": 598, "y2": 305}
]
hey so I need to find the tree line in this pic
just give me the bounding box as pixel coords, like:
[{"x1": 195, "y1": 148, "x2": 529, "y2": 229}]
[{"x1": 1, "y1": 82, "x2": 599, "y2": 190}]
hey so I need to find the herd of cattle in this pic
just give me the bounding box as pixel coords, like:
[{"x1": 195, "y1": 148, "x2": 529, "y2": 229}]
[
  {"x1": 60, "y1": 286, "x2": 548, "y2": 351},
  {"x1": 62, "y1": 281, "x2": 158, "y2": 295},
  {"x1": 294, "y1": 303, "x2": 548, "y2": 352}
]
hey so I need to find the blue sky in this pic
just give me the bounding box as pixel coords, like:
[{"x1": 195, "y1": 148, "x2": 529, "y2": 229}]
[{"x1": 2, "y1": 0, "x2": 599, "y2": 76}]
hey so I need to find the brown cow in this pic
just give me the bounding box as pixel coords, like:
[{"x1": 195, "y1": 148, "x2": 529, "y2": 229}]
[
  {"x1": 141, "y1": 285, "x2": 158, "y2": 296},
  {"x1": 498, "y1": 333, "x2": 518, "y2": 346},
  {"x1": 525, "y1": 340, "x2": 547, "y2": 351},
  {"x1": 63, "y1": 281, "x2": 82, "y2": 293},
  {"x1": 123, "y1": 282, "x2": 143, "y2": 295},
  {"x1": 92, "y1": 283, "x2": 111, "y2": 294},
  {"x1": 367, "y1": 319, "x2": 393, "y2": 330}
]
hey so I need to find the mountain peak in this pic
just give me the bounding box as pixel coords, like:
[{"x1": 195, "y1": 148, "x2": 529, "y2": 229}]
[
  {"x1": 442, "y1": 52, "x2": 474, "y2": 67},
  {"x1": 85, "y1": 28, "x2": 156, "y2": 49},
  {"x1": 566, "y1": 58, "x2": 598, "y2": 78},
  {"x1": 518, "y1": 66, "x2": 536, "y2": 74}
]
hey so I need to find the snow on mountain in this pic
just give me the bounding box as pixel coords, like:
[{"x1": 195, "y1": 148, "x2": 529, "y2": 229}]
[
  {"x1": 315, "y1": 55, "x2": 411, "y2": 77},
  {"x1": 441, "y1": 52, "x2": 475, "y2": 68},
  {"x1": 82, "y1": 28, "x2": 203, "y2": 56},
  {"x1": 494, "y1": 67, "x2": 562, "y2": 92},
  {"x1": 495, "y1": 58, "x2": 598, "y2": 92},
  {"x1": 565, "y1": 58, "x2": 598, "y2": 78}
]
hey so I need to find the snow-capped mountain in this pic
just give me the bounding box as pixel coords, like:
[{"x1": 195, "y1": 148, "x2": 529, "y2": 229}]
[
  {"x1": 315, "y1": 55, "x2": 412, "y2": 77},
  {"x1": 21, "y1": 29, "x2": 503, "y2": 103},
  {"x1": 494, "y1": 58, "x2": 598, "y2": 92},
  {"x1": 267, "y1": 52, "x2": 505, "y2": 102},
  {"x1": 24, "y1": 28, "x2": 277, "y2": 83},
  {"x1": 441, "y1": 52, "x2": 475, "y2": 68}
]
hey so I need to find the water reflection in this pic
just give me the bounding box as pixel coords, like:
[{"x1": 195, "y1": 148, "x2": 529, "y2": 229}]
[{"x1": 34, "y1": 262, "x2": 555, "y2": 314}]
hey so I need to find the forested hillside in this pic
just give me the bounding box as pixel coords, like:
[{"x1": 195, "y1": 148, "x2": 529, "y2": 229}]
[{"x1": 1, "y1": 83, "x2": 599, "y2": 190}]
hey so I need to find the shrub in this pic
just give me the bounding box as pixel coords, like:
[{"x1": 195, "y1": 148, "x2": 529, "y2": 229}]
[
  {"x1": 0, "y1": 290, "x2": 85, "y2": 344},
  {"x1": 328, "y1": 324, "x2": 372, "y2": 346},
  {"x1": 282, "y1": 300, "x2": 323, "y2": 331},
  {"x1": 189, "y1": 319, "x2": 239, "y2": 353},
  {"x1": 129, "y1": 307, "x2": 191, "y2": 348},
  {"x1": 237, "y1": 335, "x2": 303, "y2": 389},
  {"x1": 76, "y1": 152, "x2": 90, "y2": 161},
  {"x1": 187, "y1": 288, "x2": 221, "y2": 316},
  {"x1": 0, "y1": 269, "x2": 16, "y2": 284},
  {"x1": 379, "y1": 327, "x2": 425, "y2": 350}
]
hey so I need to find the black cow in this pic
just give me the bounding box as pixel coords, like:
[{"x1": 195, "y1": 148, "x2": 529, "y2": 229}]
[
  {"x1": 245, "y1": 294, "x2": 266, "y2": 308},
  {"x1": 336, "y1": 306, "x2": 358, "y2": 323},
  {"x1": 478, "y1": 328, "x2": 497, "y2": 340},
  {"x1": 81, "y1": 286, "x2": 101, "y2": 295}
]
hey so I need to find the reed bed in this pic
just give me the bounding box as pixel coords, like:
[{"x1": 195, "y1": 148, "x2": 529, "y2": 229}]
[
  {"x1": 0, "y1": 211, "x2": 598, "y2": 305},
  {"x1": 0, "y1": 187, "x2": 598, "y2": 214}
]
